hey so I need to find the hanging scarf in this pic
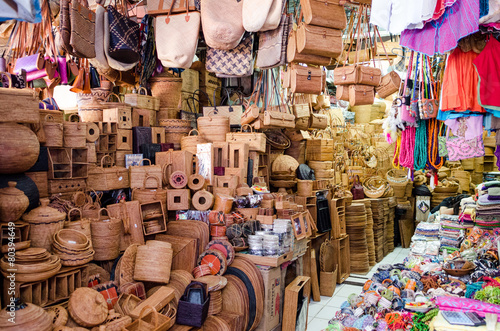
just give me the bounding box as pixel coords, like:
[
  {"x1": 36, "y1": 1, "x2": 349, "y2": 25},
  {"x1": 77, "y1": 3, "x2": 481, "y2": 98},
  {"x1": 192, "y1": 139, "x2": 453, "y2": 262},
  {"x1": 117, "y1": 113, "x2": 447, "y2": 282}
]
[{"x1": 139, "y1": 15, "x2": 157, "y2": 87}]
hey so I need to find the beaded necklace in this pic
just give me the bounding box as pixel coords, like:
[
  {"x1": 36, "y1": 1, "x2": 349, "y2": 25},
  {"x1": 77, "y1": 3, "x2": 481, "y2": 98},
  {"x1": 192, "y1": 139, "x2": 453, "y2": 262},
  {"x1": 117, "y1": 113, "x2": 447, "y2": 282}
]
[{"x1": 414, "y1": 119, "x2": 428, "y2": 171}]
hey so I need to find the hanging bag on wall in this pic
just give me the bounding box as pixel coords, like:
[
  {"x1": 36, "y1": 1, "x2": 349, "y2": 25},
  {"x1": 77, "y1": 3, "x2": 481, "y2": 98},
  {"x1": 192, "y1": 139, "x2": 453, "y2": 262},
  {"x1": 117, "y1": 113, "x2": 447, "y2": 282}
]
[
  {"x1": 147, "y1": 0, "x2": 197, "y2": 15},
  {"x1": 256, "y1": 13, "x2": 289, "y2": 69},
  {"x1": 70, "y1": 0, "x2": 96, "y2": 58},
  {"x1": 242, "y1": 0, "x2": 275, "y2": 32},
  {"x1": 107, "y1": 3, "x2": 140, "y2": 64},
  {"x1": 155, "y1": 0, "x2": 200, "y2": 69},
  {"x1": 201, "y1": 0, "x2": 245, "y2": 50},
  {"x1": 241, "y1": 72, "x2": 264, "y2": 125},
  {"x1": 419, "y1": 55, "x2": 439, "y2": 119},
  {"x1": 260, "y1": 0, "x2": 285, "y2": 31},
  {"x1": 206, "y1": 34, "x2": 254, "y2": 77},
  {"x1": 438, "y1": 123, "x2": 449, "y2": 157},
  {"x1": 290, "y1": 63, "x2": 325, "y2": 94},
  {"x1": 445, "y1": 124, "x2": 485, "y2": 161}
]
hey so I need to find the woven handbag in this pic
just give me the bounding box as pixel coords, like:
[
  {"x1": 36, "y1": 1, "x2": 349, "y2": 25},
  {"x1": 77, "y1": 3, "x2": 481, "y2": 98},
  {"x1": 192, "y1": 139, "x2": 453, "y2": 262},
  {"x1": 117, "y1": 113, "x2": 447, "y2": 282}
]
[
  {"x1": 70, "y1": 0, "x2": 96, "y2": 58},
  {"x1": 206, "y1": 34, "x2": 254, "y2": 77},
  {"x1": 107, "y1": 5, "x2": 140, "y2": 64}
]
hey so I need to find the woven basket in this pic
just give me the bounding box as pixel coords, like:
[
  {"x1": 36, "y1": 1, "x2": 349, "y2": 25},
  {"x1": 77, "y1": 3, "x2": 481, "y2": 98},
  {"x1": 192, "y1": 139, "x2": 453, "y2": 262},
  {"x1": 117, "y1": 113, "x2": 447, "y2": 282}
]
[
  {"x1": 181, "y1": 129, "x2": 207, "y2": 155},
  {"x1": 160, "y1": 119, "x2": 193, "y2": 145},
  {"x1": 150, "y1": 74, "x2": 183, "y2": 108},
  {"x1": 65, "y1": 208, "x2": 92, "y2": 241},
  {"x1": 78, "y1": 102, "x2": 104, "y2": 122},
  {"x1": 63, "y1": 114, "x2": 86, "y2": 148},
  {"x1": 90, "y1": 209, "x2": 122, "y2": 261},
  {"x1": 391, "y1": 183, "x2": 407, "y2": 198},
  {"x1": 197, "y1": 112, "x2": 230, "y2": 143},
  {"x1": 43, "y1": 115, "x2": 63, "y2": 147},
  {"x1": 134, "y1": 240, "x2": 173, "y2": 283},
  {"x1": 352, "y1": 105, "x2": 372, "y2": 124}
]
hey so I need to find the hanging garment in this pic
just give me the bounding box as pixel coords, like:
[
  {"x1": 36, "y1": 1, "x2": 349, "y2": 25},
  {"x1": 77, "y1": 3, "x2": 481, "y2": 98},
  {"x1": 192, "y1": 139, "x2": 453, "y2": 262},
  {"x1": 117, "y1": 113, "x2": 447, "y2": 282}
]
[
  {"x1": 424, "y1": 0, "x2": 458, "y2": 24},
  {"x1": 400, "y1": 0, "x2": 479, "y2": 56},
  {"x1": 473, "y1": 37, "x2": 500, "y2": 111},
  {"x1": 480, "y1": 0, "x2": 500, "y2": 24},
  {"x1": 441, "y1": 48, "x2": 484, "y2": 113},
  {"x1": 370, "y1": 0, "x2": 438, "y2": 34},
  {"x1": 444, "y1": 116, "x2": 484, "y2": 140}
]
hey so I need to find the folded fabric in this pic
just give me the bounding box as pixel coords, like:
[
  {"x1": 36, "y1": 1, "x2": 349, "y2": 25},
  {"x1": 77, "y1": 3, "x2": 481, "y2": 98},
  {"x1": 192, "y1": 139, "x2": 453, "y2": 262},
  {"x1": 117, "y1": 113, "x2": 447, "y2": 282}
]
[
  {"x1": 489, "y1": 187, "x2": 500, "y2": 198},
  {"x1": 436, "y1": 296, "x2": 500, "y2": 322},
  {"x1": 482, "y1": 180, "x2": 500, "y2": 189},
  {"x1": 478, "y1": 194, "x2": 500, "y2": 205}
]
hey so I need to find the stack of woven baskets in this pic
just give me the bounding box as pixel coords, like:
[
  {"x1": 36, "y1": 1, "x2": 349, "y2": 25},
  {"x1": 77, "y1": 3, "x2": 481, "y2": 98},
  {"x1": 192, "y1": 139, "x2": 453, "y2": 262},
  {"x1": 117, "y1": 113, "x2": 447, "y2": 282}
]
[
  {"x1": 386, "y1": 169, "x2": 410, "y2": 198},
  {"x1": 1, "y1": 247, "x2": 61, "y2": 283},
  {"x1": 159, "y1": 119, "x2": 192, "y2": 149},
  {"x1": 52, "y1": 229, "x2": 94, "y2": 266},
  {"x1": 345, "y1": 203, "x2": 370, "y2": 274}
]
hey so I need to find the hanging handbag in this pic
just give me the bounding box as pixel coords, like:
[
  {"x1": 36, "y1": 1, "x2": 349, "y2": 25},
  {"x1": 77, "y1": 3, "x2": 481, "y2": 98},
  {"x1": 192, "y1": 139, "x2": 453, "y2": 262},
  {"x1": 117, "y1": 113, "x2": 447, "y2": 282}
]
[
  {"x1": 147, "y1": 0, "x2": 197, "y2": 15},
  {"x1": 438, "y1": 123, "x2": 448, "y2": 157},
  {"x1": 89, "y1": 4, "x2": 110, "y2": 72},
  {"x1": 290, "y1": 64, "x2": 325, "y2": 94},
  {"x1": 287, "y1": 29, "x2": 332, "y2": 66},
  {"x1": 260, "y1": 0, "x2": 285, "y2": 32},
  {"x1": 349, "y1": 84, "x2": 374, "y2": 106},
  {"x1": 206, "y1": 34, "x2": 254, "y2": 77},
  {"x1": 242, "y1": 0, "x2": 275, "y2": 32},
  {"x1": 70, "y1": 0, "x2": 96, "y2": 58},
  {"x1": 241, "y1": 73, "x2": 264, "y2": 125},
  {"x1": 256, "y1": 13, "x2": 288, "y2": 69},
  {"x1": 301, "y1": 0, "x2": 346, "y2": 29},
  {"x1": 296, "y1": 22, "x2": 342, "y2": 58},
  {"x1": 87, "y1": 155, "x2": 130, "y2": 190},
  {"x1": 202, "y1": 87, "x2": 243, "y2": 126},
  {"x1": 181, "y1": 90, "x2": 209, "y2": 129},
  {"x1": 103, "y1": 6, "x2": 138, "y2": 71},
  {"x1": 201, "y1": 0, "x2": 245, "y2": 50},
  {"x1": 259, "y1": 70, "x2": 295, "y2": 129},
  {"x1": 310, "y1": 113, "x2": 328, "y2": 129},
  {"x1": 419, "y1": 56, "x2": 439, "y2": 119},
  {"x1": 107, "y1": 4, "x2": 140, "y2": 64},
  {"x1": 226, "y1": 124, "x2": 266, "y2": 152},
  {"x1": 155, "y1": 0, "x2": 200, "y2": 69}
]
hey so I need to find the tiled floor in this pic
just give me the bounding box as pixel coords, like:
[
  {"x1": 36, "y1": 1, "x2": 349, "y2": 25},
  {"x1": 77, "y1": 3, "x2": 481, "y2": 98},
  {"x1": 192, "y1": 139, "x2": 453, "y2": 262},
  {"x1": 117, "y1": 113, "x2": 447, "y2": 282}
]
[{"x1": 306, "y1": 246, "x2": 411, "y2": 330}]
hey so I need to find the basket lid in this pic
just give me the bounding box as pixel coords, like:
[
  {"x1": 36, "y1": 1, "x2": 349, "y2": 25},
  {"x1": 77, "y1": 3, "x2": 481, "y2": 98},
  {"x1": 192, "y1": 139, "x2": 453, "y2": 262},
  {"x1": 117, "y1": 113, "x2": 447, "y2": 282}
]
[
  {"x1": 22, "y1": 199, "x2": 66, "y2": 224},
  {"x1": 0, "y1": 300, "x2": 52, "y2": 330},
  {"x1": 0, "y1": 181, "x2": 26, "y2": 197},
  {"x1": 68, "y1": 288, "x2": 108, "y2": 327}
]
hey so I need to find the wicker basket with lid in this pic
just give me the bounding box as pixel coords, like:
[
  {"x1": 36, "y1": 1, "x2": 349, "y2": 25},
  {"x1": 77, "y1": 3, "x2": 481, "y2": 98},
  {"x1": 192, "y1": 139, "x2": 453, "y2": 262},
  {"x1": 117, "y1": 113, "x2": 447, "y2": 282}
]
[{"x1": 68, "y1": 287, "x2": 109, "y2": 327}]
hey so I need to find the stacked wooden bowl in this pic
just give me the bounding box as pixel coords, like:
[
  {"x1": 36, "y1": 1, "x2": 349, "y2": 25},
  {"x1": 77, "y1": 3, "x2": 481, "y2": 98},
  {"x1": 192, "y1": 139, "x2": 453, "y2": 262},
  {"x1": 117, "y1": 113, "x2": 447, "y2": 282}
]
[
  {"x1": 0, "y1": 247, "x2": 61, "y2": 282},
  {"x1": 386, "y1": 197, "x2": 397, "y2": 254},
  {"x1": 52, "y1": 229, "x2": 94, "y2": 266},
  {"x1": 345, "y1": 203, "x2": 370, "y2": 274},
  {"x1": 358, "y1": 199, "x2": 375, "y2": 267},
  {"x1": 369, "y1": 198, "x2": 387, "y2": 262}
]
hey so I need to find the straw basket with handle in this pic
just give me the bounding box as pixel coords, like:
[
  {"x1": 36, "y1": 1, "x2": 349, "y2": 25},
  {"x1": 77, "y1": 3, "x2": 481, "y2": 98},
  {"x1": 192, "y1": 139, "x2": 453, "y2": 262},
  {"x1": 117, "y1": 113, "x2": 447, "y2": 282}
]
[
  {"x1": 129, "y1": 159, "x2": 163, "y2": 189},
  {"x1": 132, "y1": 175, "x2": 167, "y2": 214},
  {"x1": 65, "y1": 208, "x2": 92, "y2": 241},
  {"x1": 225, "y1": 124, "x2": 266, "y2": 153},
  {"x1": 122, "y1": 305, "x2": 176, "y2": 331},
  {"x1": 181, "y1": 129, "x2": 207, "y2": 155},
  {"x1": 90, "y1": 208, "x2": 122, "y2": 261},
  {"x1": 159, "y1": 118, "x2": 192, "y2": 145},
  {"x1": 63, "y1": 114, "x2": 86, "y2": 148},
  {"x1": 197, "y1": 110, "x2": 230, "y2": 143},
  {"x1": 43, "y1": 114, "x2": 63, "y2": 147},
  {"x1": 87, "y1": 155, "x2": 130, "y2": 191}
]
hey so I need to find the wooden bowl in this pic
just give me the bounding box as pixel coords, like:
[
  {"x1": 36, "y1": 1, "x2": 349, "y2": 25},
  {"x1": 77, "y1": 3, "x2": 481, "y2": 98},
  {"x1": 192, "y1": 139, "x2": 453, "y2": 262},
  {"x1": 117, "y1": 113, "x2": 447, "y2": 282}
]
[{"x1": 55, "y1": 229, "x2": 89, "y2": 250}]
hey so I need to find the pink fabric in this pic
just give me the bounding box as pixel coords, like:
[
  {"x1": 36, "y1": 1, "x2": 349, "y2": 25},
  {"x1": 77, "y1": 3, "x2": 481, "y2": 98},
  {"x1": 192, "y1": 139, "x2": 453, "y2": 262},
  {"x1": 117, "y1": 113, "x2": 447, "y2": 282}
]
[
  {"x1": 436, "y1": 296, "x2": 500, "y2": 321},
  {"x1": 400, "y1": 0, "x2": 479, "y2": 56},
  {"x1": 444, "y1": 116, "x2": 484, "y2": 140}
]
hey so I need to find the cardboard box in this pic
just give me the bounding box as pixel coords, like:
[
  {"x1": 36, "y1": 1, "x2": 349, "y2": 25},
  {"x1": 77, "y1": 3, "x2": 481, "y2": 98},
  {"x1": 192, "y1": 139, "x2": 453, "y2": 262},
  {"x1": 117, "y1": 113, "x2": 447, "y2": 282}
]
[{"x1": 256, "y1": 266, "x2": 282, "y2": 331}]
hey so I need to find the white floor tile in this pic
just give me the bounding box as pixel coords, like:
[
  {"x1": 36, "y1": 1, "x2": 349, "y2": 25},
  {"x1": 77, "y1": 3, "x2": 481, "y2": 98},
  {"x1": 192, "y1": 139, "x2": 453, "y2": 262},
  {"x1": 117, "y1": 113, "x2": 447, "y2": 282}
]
[
  {"x1": 334, "y1": 284, "x2": 344, "y2": 295},
  {"x1": 309, "y1": 295, "x2": 332, "y2": 306},
  {"x1": 307, "y1": 317, "x2": 330, "y2": 330},
  {"x1": 308, "y1": 303, "x2": 323, "y2": 318},
  {"x1": 326, "y1": 296, "x2": 346, "y2": 307},
  {"x1": 315, "y1": 306, "x2": 337, "y2": 320},
  {"x1": 335, "y1": 284, "x2": 363, "y2": 298}
]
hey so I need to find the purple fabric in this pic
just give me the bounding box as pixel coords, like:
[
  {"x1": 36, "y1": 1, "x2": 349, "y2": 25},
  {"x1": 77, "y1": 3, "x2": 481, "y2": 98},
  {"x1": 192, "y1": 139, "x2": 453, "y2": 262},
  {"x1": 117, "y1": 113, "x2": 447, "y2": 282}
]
[
  {"x1": 496, "y1": 145, "x2": 500, "y2": 169},
  {"x1": 400, "y1": 0, "x2": 479, "y2": 56},
  {"x1": 436, "y1": 296, "x2": 500, "y2": 321}
]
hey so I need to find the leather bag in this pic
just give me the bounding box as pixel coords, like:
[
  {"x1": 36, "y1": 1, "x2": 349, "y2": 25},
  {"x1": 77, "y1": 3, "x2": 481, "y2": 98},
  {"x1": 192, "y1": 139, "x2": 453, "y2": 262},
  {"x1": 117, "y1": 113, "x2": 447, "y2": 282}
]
[
  {"x1": 206, "y1": 34, "x2": 254, "y2": 77},
  {"x1": 351, "y1": 175, "x2": 365, "y2": 200},
  {"x1": 70, "y1": 0, "x2": 96, "y2": 58},
  {"x1": 201, "y1": 0, "x2": 245, "y2": 50},
  {"x1": 107, "y1": 5, "x2": 140, "y2": 64},
  {"x1": 155, "y1": 1, "x2": 200, "y2": 69}
]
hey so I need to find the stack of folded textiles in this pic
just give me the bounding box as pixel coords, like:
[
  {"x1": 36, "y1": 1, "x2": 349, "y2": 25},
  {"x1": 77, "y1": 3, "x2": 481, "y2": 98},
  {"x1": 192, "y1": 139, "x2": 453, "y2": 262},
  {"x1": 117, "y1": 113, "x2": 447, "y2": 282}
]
[
  {"x1": 476, "y1": 186, "x2": 500, "y2": 228},
  {"x1": 459, "y1": 196, "x2": 476, "y2": 231},
  {"x1": 439, "y1": 214, "x2": 464, "y2": 253}
]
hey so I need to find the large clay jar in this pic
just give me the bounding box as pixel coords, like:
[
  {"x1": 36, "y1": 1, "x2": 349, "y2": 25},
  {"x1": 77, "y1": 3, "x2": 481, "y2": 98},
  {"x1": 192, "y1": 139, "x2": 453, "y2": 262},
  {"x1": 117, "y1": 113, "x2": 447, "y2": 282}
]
[
  {"x1": 0, "y1": 182, "x2": 29, "y2": 223},
  {"x1": 22, "y1": 198, "x2": 66, "y2": 251},
  {"x1": 0, "y1": 123, "x2": 40, "y2": 174}
]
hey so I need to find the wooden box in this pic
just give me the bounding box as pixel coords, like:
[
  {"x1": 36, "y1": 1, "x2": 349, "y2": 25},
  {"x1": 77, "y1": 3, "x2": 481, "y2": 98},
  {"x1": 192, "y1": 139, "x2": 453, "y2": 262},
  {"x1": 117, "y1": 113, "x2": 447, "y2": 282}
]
[
  {"x1": 48, "y1": 266, "x2": 83, "y2": 303},
  {"x1": 117, "y1": 129, "x2": 133, "y2": 151},
  {"x1": 108, "y1": 200, "x2": 146, "y2": 251},
  {"x1": 132, "y1": 108, "x2": 156, "y2": 127},
  {"x1": 228, "y1": 143, "x2": 249, "y2": 170},
  {"x1": 48, "y1": 147, "x2": 71, "y2": 179},
  {"x1": 283, "y1": 276, "x2": 311, "y2": 331},
  {"x1": 25, "y1": 171, "x2": 49, "y2": 198},
  {"x1": 98, "y1": 122, "x2": 118, "y2": 134},
  {"x1": 332, "y1": 234, "x2": 350, "y2": 283},
  {"x1": 151, "y1": 127, "x2": 166, "y2": 144},
  {"x1": 236, "y1": 251, "x2": 292, "y2": 268},
  {"x1": 140, "y1": 201, "x2": 167, "y2": 236},
  {"x1": 155, "y1": 234, "x2": 197, "y2": 272},
  {"x1": 71, "y1": 148, "x2": 88, "y2": 179},
  {"x1": 225, "y1": 167, "x2": 247, "y2": 185},
  {"x1": 2, "y1": 279, "x2": 49, "y2": 307},
  {"x1": 167, "y1": 189, "x2": 191, "y2": 210},
  {"x1": 103, "y1": 107, "x2": 132, "y2": 129},
  {"x1": 48, "y1": 179, "x2": 86, "y2": 194}
]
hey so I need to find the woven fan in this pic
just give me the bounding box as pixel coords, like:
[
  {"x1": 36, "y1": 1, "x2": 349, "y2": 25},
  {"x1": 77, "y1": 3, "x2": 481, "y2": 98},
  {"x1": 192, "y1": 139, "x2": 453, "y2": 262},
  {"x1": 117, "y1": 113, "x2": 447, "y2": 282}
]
[{"x1": 319, "y1": 240, "x2": 335, "y2": 273}]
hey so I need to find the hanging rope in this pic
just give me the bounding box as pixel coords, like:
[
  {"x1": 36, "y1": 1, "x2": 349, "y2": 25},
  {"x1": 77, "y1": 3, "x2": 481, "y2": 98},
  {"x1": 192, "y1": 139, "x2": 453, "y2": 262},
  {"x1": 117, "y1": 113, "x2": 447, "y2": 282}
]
[
  {"x1": 392, "y1": 134, "x2": 402, "y2": 168},
  {"x1": 399, "y1": 126, "x2": 416, "y2": 169},
  {"x1": 414, "y1": 120, "x2": 427, "y2": 171}
]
